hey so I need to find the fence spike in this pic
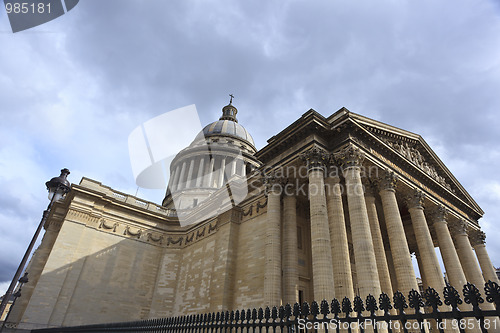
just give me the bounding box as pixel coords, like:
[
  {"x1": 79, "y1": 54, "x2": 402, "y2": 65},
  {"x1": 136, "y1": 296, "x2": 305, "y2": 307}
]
[
  {"x1": 302, "y1": 302, "x2": 310, "y2": 317},
  {"x1": 393, "y1": 291, "x2": 408, "y2": 314},
  {"x1": 311, "y1": 300, "x2": 320, "y2": 318},
  {"x1": 258, "y1": 307, "x2": 264, "y2": 321},
  {"x1": 320, "y1": 299, "x2": 330, "y2": 317},
  {"x1": 365, "y1": 294, "x2": 378, "y2": 315},
  {"x1": 293, "y1": 303, "x2": 300, "y2": 318},
  {"x1": 353, "y1": 295, "x2": 364, "y2": 314},
  {"x1": 278, "y1": 305, "x2": 285, "y2": 320},
  {"x1": 443, "y1": 284, "x2": 462, "y2": 310},
  {"x1": 264, "y1": 306, "x2": 271, "y2": 321},
  {"x1": 463, "y1": 282, "x2": 484, "y2": 309},
  {"x1": 423, "y1": 286, "x2": 442, "y2": 313},
  {"x1": 342, "y1": 297, "x2": 352, "y2": 317},
  {"x1": 271, "y1": 306, "x2": 278, "y2": 320},
  {"x1": 484, "y1": 280, "x2": 500, "y2": 307},
  {"x1": 284, "y1": 303, "x2": 292, "y2": 320},
  {"x1": 408, "y1": 289, "x2": 424, "y2": 313},
  {"x1": 331, "y1": 298, "x2": 341, "y2": 317},
  {"x1": 379, "y1": 292, "x2": 392, "y2": 314}
]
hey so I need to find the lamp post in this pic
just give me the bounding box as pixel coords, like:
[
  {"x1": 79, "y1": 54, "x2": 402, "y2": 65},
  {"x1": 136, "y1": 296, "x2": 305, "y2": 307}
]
[{"x1": 0, "y1": 169, "x2": 71, "y2": 324}]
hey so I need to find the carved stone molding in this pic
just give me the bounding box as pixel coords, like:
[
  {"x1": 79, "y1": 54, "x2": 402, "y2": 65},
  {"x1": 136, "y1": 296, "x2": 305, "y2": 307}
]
[
  {"x1": 242, "y1": 198, "x2": 268, "y2": 218},
  {"x1": 98, "y1": 218, "x2": 118, "y2": 232},
  {"x1": 405, "y1": 189, "x2": 425, "y2": 209},
  {"x1": 300, "y1": 147, "x2": 329, "y2": 171},
  {"x1": 469, "y1": 230, "x2": 486, "y2": 246},
  {"x1": 333, "y1": 144, "x2": 364, "y2": 168},
  {"x1": 167, "y1": 236, "x2": 183, "y2": 246},
  {"x1": 449, "y1": 219, "x2": 468, "y2": 237},
  {"x1": 123, "y1": 226, "x2": 142, "y2": 239},
  {"x1": 147, "y1": 232, "x2": 164, "y2": 244},
  {"x1": 378, "y1": 170, "x2": 398, "y2": 192}
]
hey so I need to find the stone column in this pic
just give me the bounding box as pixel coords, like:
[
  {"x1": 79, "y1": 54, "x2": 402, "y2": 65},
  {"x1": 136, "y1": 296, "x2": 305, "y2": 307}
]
[
  {"x1": 407, "y1": 191, "x2": 457, "y2": 333},
  {"x1": 431, "y1": 207, "x2": 468, "y2": 286},
  {"x1": 283, "y1": 192, "x2": 299, "y2": 305},
  {"x1": 186, "y1": 158, "x2": 195, "y2": 188},
  {"x1": 264, "y1": 175, "x2": 282, "y2": 307},
  {"x1": 364, "y1": 182, "x2": 393, "y2": 296},
  {"x1": 451, "y1": 220, "x2": 499, "y2": 330},
  {"x1": 406, "y1": 190, "x2": 445, "y2": 291},
  {"x1": 325, "y1": 176, "x2": 354, "y2": 301},
  {"x1": 177, "y1": 161, "x2": 187, "y2": 190},
  {"x1": 219, "y1": 157, "x2": 227, "y2": 187},
  {"x1": 195, "y1": 157, "x2": 205, "y2": 187},
  {"x1": 172, "y1": 164, "x2": 181, "y2": 191},
  {"x1": 241, "y1": 161, "x2": 246, "y2": 177},
  {"x1": 301, "y1": 147, "x2": 335, "y2": 303},
  {"x1": 334, "y1": 145, "x2": 382, "y2": 300},
  {"x1": 378, "y1": 171, "x2": 418, "y2": 295},
  {"x1": 470, "y1": 230, "x2": 500, "y2": 284},
  {"x1": 231, "y1": 158, "x2": 237, "y2": 177},
  {"x1": 450, "y1": 220, "x2": 485, "y2": 288},
  {"x1": 206, "y1": 157, "x2": 216, "y2": 188}
]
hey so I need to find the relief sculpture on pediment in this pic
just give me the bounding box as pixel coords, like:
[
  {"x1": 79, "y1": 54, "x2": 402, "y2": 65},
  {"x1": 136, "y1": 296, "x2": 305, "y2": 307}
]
[{"x1": 384, "y1": 139, "x2": 453, "y2": 192}]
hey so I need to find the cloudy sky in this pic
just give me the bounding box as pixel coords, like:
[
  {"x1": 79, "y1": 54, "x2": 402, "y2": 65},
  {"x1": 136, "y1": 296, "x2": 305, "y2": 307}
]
[{"x1": 1, "y1": 0, "x2": 500, "y2": 295}]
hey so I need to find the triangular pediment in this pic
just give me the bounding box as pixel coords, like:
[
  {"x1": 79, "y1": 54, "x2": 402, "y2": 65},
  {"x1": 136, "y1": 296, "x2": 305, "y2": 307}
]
[{"x1": 343, "y1": 112, "x2": 483, "y2": 218}]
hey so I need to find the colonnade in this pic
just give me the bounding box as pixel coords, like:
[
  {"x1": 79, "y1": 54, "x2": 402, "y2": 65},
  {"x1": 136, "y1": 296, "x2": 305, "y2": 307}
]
[
  {"x1": 169, "y1": 155, "x2": 247, "y2": 192},
  {"x1": 263, "y1": 145, "x2": 498, "y2": 321}
]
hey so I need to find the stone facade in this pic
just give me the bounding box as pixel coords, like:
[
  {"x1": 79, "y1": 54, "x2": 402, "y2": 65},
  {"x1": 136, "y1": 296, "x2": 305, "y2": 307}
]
[{"x1": 5, "y1": 106, "x2": 497, "y2": 331}]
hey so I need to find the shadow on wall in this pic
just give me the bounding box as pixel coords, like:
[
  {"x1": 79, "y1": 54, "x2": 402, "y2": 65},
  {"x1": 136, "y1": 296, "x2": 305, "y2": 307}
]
[{"x1": 9, "y1": 229, "x2": 179, "y2": 330}]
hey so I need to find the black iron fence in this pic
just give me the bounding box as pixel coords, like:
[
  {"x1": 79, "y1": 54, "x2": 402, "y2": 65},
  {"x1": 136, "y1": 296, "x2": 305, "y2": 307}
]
[{"x1": 34, "y1": 281, "x2": 500, "y2": 333}]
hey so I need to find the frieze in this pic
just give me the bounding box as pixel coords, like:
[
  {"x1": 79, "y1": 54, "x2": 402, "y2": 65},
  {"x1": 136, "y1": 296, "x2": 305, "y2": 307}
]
[
  {"x1": 123, "y1": 226, "x2": 142, "y2": 239},
  {"x1": 242, "y1": 198, "x2": 268, "y2": 218},
  {"x1": 208, "y1": 221, "x2": 218, "y2": 233},
  {"x1": 99, "y1": 218, "x2": 118, "y2": 232},
  {"x1": 167, "y1": 236, "x2": 183, "y2": 246},
  {"x1": 185, "y1": 232, "x2": 195, "y2": 244},
  {"x1": 147, "y1": 232, "x2": 164, "y2": 244},
  {"x1": 383, "y1": 139, "x2": 453, "y2": 192}
]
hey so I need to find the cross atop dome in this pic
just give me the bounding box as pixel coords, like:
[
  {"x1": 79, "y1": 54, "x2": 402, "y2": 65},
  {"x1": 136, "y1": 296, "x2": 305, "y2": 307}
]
[{"x1": 220, "y1": 94, "x2": 238, "y2": 122}]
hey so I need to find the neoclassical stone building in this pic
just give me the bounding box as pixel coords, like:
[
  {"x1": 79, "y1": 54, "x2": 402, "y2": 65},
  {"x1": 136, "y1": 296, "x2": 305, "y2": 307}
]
[{"x1": 6, "y1": 103, "x2": 499, "y2": 330}]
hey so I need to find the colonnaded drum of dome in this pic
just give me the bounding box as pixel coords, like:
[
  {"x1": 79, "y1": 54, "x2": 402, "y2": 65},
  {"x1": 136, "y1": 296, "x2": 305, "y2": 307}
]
[{"x1": 162, "y1": 100, "x2": 261, "y2": 226}]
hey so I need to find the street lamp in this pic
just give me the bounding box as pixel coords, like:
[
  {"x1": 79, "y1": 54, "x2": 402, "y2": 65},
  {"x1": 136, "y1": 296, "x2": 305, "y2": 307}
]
[{"x1": 0, "y1": 169, "x2": 71, "y2": 326}]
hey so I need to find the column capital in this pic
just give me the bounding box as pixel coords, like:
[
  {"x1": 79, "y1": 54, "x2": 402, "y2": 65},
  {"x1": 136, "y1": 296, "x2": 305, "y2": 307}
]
[
  {"x1": 300, "y1": 147, "x2": 329, "y2": 172},
  {"x1": 430, "y1": 205, "x2": 448, "y2": 224},
  {"x1": 363, "y1": 179, "x2": 377, "y2": 197},
  {"x1": 377, "y1": 170, "x2": 398, "y2": 192},
  {"x1": 449, "y1": 219, "x2": 468, "y2": 237},
  {"x1": 405, "y1": 189, "x2": 425, "y2": 210},
  {"x1": 333, "y1": 144, "x2": 364, "y2": 168},
  {"x1": 469, "y1": 229, "x2": 486, "y2": 246},
  {"x1": 264, "y1": 172, "x2": 285, "y2": 195}
]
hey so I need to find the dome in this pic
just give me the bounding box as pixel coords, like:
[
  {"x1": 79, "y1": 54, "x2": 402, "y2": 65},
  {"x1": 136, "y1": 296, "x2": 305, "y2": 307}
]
[
  {"x1": 194, "y1": 100, "x2": 255, "y2": 147},
  {"x1": 196, "y1": 119, "x2": 255, "y2": 147}
]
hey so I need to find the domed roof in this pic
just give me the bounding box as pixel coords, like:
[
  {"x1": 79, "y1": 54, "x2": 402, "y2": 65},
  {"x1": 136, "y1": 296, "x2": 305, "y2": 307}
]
[
  {"x1": 196, "y1": 119, "x2": 255, "y2": 146},
  {"x1": 194, "y1": 100, "x2": 255, "y2": 147}
]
